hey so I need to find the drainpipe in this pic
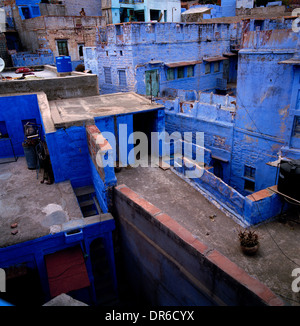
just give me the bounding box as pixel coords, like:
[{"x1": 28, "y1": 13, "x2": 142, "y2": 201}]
[{"x1": 172, "y1": 7, "x2": 177, "y2": 22}]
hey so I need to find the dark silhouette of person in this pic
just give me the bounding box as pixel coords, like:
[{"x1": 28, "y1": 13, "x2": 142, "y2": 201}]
[{"x1": 80, "y1": 8, "x2": 86, "y2": 16}]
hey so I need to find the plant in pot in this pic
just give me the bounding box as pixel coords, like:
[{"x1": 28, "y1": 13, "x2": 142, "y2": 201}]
[{"x1": 238, "y1": 229, "x2": 259, "y2": 255}]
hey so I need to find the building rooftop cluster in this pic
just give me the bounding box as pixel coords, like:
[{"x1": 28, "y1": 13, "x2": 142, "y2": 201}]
[{"x1": 0, "y1": 0, "x2": 299, "y2": 308}]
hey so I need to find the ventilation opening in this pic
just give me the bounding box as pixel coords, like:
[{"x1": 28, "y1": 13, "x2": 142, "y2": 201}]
[{"x1": 73, "y1": 185, "x2": 102, "y2": 218}]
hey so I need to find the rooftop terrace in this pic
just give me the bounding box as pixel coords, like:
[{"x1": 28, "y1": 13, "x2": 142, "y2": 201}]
[
  {"x1": 116, "y1": 165, "x2": 300, "y2": 306},
  {"x1": 0, "y1": 157, "x2": 83, "y2": 247}
]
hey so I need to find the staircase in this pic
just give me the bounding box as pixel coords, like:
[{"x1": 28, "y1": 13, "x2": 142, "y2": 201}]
[{"x1": 73, "y1": 185, "x2": 102, "y2": 218}]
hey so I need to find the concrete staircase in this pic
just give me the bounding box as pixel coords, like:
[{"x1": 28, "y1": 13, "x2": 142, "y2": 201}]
[{"x1": 74, "y1": 185, "x2": 102, "y2": 218}]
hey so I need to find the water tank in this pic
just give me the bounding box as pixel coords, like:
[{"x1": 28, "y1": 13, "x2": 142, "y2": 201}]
[
  {"x1": 55, "y1": 56, "x2": 72, "y2": 73},
  {"x1": 277, "y1": 159, "x2": 300, "y2": 201}
]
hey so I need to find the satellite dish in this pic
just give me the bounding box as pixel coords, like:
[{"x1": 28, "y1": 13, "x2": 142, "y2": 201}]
[{"x1": 0, "y1": 58, "x2": 5, "y2": 73}]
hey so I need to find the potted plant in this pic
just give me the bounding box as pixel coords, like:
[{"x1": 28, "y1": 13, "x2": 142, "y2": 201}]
[{"x1": 238, "y1": 229, "x2": 259, "y2": 255}]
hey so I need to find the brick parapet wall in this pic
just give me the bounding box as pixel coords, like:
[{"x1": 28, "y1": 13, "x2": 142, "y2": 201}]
[{"x1": 86, "y1": 124, "x2": 117, "y2": 212}]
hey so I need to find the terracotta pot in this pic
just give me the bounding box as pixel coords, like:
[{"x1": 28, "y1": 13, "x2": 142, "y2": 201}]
[{"x1": 241, "y1": 244, "x2": 259, "y2": 256}]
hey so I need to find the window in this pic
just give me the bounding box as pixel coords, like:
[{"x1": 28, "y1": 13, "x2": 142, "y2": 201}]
[
  {"x1": 205, "y1": 63, "x2": 211, "y2": 74},
  {"x1": 57, "y1": 40, "x2": 69, "y2": 56},
  {"x1": 214, "y1": 62, "x2": 220, "y2": 73},
  {"x1": 104, "y1": 67, "x2": 112, "y2": 84},
  {"x1": 150, "y1": 9, "x2": 161, "y2": 21},
  {"x1": 167, "y1": 68, "x2": 175, "y2": 81},
  {"x1": 106, "y1": 51, "x2": 109, "y2": 56},
  {"x1": 254, "y1": 20, "x2": 264, "y2": 31},
  {"x1": 244, "y1": 179, "x2": 255, "y2": 192},
  {"x1": 244, "y1": 165, "x2": 256, "y2": 180},
  {"x1": 244, "y1": 165, "x2": 256, "y2": 192},
  {"x1": 21, "y1": 6, "x2": 31, "y2": 19},
  {"x1": 118, "y1": 69, "x2": 127, "y2": 87},
  {"x1": 187, "y1": 66, "x2": 194, "y2": 78},
  {"x1": 293, "y1": 116, "x2": 300, "y2": 137},
  {"x1": 31, "y1": 5, "x2": 40, "y2": 17},
  {"x1": 135, "y1": 10, "x2": 145, "y2": 22},
  {"x1": 120, "y1": 50, "x2": 123, "y2": 56},
  {"x1": 177, "y1": 67, "x2": 184, "y2": 79},
  {"x1": 78, "y1": 43, "x2": 85, "y2": 59}
]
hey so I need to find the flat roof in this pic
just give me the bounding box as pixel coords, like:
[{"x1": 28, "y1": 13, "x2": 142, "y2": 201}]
[
  {"x1": 46, "y1": 92, "x2": 164, "y2": 130},
  {"x1": 0, "y1": 158, "x2": 83, "y2": 248}
]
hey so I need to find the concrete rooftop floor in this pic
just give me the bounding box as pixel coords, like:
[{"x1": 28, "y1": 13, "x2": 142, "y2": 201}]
[
  {"x1": 0, "y1": 157, "x2": 83, "y2": 248},
  {"x1": 116, "y1": 165, "x2": 300, "y2": 306},
  {"x1": 47, "y1": 92, "x2": 163, "y2": 129},
  {"x1": 1, "y1": 157, "x2": 300, "y2": 306}
]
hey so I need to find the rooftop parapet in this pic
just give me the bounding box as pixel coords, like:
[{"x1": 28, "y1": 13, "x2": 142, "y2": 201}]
[{"x1": 98, "y1": 21, "x2": 243, "y2": 46}]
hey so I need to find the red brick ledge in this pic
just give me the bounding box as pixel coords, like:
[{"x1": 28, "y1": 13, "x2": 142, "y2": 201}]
[{"x1": 115, "y1": 184, "x2": 284, "y2": 306}]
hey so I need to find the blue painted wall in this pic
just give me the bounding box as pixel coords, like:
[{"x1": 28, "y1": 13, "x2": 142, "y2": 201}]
[
  {"x1": 11, "y1": 52, "x2": 55, "y2": 67},
  {"x1": 231, "y1": 29, "x2": 299, "y2": 196},
  {"x1": 95, "y1": 114, "x2": 134, "y2": 166},
  {"x1": 221, "y1": 0, "x2": 236, "y2": 17},
  {"x1": 45, "y1": 126, "x2": 92, "y2": 188},
  {"x1": 157, "y1": 91, "x2": 235, "y2": 183},
  {"x1": 0, "y1": 94, "x2": 44, "y2": 158},
  {"x1": 93, "y1": 22, "x2": 242, "y2": 95}
]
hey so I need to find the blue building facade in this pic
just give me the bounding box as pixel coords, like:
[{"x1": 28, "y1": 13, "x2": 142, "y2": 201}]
[
  {"x1": 102, "y1": 0, "x2": 181, "y2": 25},
  {"x1": 221, "y1": 0, "x2": 236, "y2": 17},
  {"x1": 231, "y1": 26, "x2": 299, "y2": 196},
  {"x1": 90, "y1": 22, "x2": 241, "y2": 96},
  {"x1": 154, "y1": 17, "x2": 299, "y2": 224}
]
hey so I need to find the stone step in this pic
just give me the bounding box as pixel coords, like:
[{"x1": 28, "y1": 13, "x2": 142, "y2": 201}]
[
  {"x1": 79, "y1": 199, "x2": 95, "y2": 208},
  {"x1": 74, "y1": 185, "x2": 95, "y2": 197}
]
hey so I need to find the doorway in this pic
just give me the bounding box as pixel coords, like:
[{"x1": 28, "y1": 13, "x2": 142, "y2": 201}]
[
  {"x1": 132, "y1": 111, "x2": 158, "y2": 165},
  {"x1": 145, "y1": 70, "x2": 159, "y2": 98},
  {"x1": 212, "y1": 158, "x2": 224, "y2": 181},
  {"x1": 150, "y1": 9, "x2": 161, "y2": 21}
]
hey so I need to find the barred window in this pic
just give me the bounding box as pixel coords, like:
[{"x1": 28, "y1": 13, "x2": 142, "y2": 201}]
[
  {"x1": 167, "y1": 68, "x2": 175, "y2": 81},
  {"x1": 104, "y1": 67, "x2": 112, "y2": 84},
  {"x1": 187, "y1": 66, "x2": 194, "y2": 77},
  {"x1": 118, "y1": 69, "x2": 127, "y2": 86},
  {"x1": 205, "y1": 63, "x2": 211, "y2": 74},
  {"x1": 56, "y1": 40, "x2": 69, "y2": 56},
  {"x1": 177, "y1": 67, "x2": 184, "y2": 79},
  {"x1": 214, "y1": 62, "x2": 220, "y2": 73}
]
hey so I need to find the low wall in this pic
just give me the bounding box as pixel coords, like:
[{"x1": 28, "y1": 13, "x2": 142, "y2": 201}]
[
  {"x1": 0, "y1": 70, "x2": 99, "y2": 101},
  {"x1": 174, "y1": 157, "x2": 287, "y2": 225},
  {"x1": 113, "y1": 184, "x2": 284, "y2": 306},
  {"x1": 236, "y1": 5, "x2": 286, "y2": 16}
]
